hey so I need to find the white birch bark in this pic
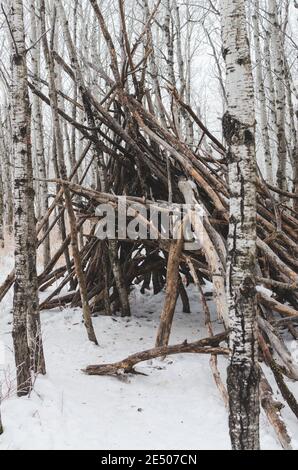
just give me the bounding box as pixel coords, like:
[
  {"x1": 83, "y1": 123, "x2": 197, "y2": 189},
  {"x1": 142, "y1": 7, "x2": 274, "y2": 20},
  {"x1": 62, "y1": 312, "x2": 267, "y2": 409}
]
[
  {"x1": 163, "y1": 0, "x2": 180, "y2": 136},
  {"x1": 263, "y1": 18, "x2": 278, "y2": 153},
  {"x1": 283, "y1": 56, "x2": 298, "y2": 209},
  {"x1": 0, "y1": 108, "x2": 13, "y2": 232},
  {"x1": 221, "y1": 0, "x2": 260, "y2": 450},
  {"x1": 10, "y1": 0, "x2": 34, "y2": 395},
  {"x1": 173, "y1": 0, "x2": 194, "y2": 145},
  {"x1": 141, "y1": 0, "x2": 167, "y2": 126},
  {"x1": 268, "y1": 0, "x2": 288, "y2": 193},
  {"x1": 252, "y1": 0, "x2": 273, "y2": 184},
  {"x1": 30, "y1": 0, "x2": 50, "y2": 268}
]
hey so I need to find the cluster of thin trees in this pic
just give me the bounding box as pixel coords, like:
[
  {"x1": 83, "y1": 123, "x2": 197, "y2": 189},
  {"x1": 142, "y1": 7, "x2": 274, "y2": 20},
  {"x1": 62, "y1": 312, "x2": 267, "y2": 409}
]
[{"x1": 0, "y1": 0, "x2": 297, "y2": 450}]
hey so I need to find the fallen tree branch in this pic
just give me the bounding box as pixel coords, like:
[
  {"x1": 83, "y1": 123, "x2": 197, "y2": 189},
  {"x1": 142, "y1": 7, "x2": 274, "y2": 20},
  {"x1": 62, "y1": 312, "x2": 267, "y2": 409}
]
[
  {"x1": 83, "y1": 331, "x2": 229, "y2": 376},
  {"x1": 258, "y1": 331, "x2": 298, "y2": 421},
  {"x1": 258, "y1": 292, "x2": 298, "y2": 318},
  {"x1": 155, "y1": 223, "x2": 185, "y2": 348},
  {"x1": 259, "y1": 372, "x2": 292, "y2": 450},
  {"x1": 258, "y1": 316, "x2": 298, "y2": 380}
]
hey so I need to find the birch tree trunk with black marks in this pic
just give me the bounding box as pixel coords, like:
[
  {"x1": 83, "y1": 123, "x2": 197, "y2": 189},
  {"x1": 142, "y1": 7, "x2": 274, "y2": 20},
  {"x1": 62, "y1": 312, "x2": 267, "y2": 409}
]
[
  {"x1": 263, "y1": 19, "x2": 277, "y2": 162},
  {"x1": 172, "y1": 0, "x2": 194, "y2": 145},
  {"x1": 26, "y1": 116, "x2": 46, "y2": 376},
  {"x1": 30, "y1": 0, "x2": 50, "y2": 269},
  {"x1": 221, "y1": 0, "x2": 260, "y2": 450},
  {"x1": 0, "y1": 108, "x2": 13, "y2": 233},
  {"x1": 283, "y1": 56, "x2": 298, "y2": 211},
  {"x1": 10, "y1": 0, "x2": 34, "y2": 395},
  {"x1": 252, "y1": 0, "x2": 273, "y2": 184},
  {"x1": 269, "y1": 0, "x2": 287, "y2": 194}
]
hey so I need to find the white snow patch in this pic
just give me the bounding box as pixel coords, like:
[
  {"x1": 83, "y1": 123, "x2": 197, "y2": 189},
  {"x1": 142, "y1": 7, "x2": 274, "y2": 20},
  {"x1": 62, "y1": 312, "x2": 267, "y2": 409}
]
[{"x1": 256, "y1": 285, "x2": 274, "y2": 298}]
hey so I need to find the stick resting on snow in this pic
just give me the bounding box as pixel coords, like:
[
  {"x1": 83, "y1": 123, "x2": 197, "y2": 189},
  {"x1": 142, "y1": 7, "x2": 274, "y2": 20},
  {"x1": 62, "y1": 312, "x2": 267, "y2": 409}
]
[{"x1": 83, "y1": 331, "x2": 229, "y2": 376}]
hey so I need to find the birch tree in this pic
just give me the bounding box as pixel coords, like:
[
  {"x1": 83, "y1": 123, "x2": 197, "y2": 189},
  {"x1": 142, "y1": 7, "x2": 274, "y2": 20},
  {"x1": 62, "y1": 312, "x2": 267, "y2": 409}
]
[
  {"x1": 221, "y1": 0, "x2": 260, "y2": 450},
  {"x1": 262, "y1": 15, "x2": 277, "y2": 149},
  {"x1": 29, "y1": 0, "x2": 50, "y2": 269},
  {"x1": 10, "y1": 0, "x2": 35, "y2": 394},
  {"x1": 268, "y1": 0, "x2": 287, "y2": 193},
  {"x1": 252, "y1": 0, "x2": 273, "y2": 184},
  {"x1": 0, "y1": 107, "x2": 13, "y2": 233}
]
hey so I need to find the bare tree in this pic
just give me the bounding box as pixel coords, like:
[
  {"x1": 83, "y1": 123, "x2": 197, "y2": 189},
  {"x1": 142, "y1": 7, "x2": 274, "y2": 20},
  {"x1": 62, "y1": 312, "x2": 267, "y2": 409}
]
[
  {"x1": 268, "y1": 0, "x2": 287, "y2": 193},
  {"x1": 221, "y1": 0, "x2": 260, "y2": 450},
  {"x1": 29, "y1": 0, "x2": 50, "y2": 269},
  {"x1": 252, "y1": 0, "x2": 273, "y2": 184},
  {"x1": 10, "y1": 0, "x2": 36, "y2": 395},
  {"x1": 0, "y1": 107, "x2": 13, "y2": 233}
]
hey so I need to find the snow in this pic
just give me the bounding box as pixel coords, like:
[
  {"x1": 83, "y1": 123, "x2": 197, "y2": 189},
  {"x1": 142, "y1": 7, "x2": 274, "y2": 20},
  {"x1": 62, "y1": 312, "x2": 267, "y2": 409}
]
[
  {"x1": 256, "y1": 285, "x2": 274, "y2": 298},
  {"x1": 0, "y1": 246, "x2": 298, "y2": 450}
]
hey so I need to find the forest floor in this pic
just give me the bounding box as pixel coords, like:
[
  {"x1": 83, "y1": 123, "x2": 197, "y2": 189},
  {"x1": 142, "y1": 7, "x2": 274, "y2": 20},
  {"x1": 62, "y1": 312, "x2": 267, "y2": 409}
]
[{"x1": 0, "y1": 241, "x2": 298, "y2": 450}]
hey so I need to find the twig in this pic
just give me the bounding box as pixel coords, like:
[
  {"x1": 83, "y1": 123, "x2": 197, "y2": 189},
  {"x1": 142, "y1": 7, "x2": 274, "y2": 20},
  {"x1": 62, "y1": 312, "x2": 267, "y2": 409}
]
[{"x1": 26, "y1": 28, "x2": 50, "y2": 54}]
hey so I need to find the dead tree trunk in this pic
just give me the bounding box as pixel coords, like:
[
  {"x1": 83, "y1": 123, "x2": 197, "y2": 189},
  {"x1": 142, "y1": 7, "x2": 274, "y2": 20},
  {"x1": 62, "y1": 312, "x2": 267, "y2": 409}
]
[
  {"x1": 85, "y1": 332, "x2": 229, "y2": 376},
  {"x1": 221, "y1": 0, "x2": 260, "y2": 450},
  {"x1": 155, "y1": 230, "x2": 184, "y2": 348}
]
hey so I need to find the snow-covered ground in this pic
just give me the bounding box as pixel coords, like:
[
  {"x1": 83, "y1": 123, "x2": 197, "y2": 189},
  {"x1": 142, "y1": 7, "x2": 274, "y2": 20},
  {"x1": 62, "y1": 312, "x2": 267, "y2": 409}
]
[{"x1": 0, "y1": 242, "x2": 297, "y2": 450}]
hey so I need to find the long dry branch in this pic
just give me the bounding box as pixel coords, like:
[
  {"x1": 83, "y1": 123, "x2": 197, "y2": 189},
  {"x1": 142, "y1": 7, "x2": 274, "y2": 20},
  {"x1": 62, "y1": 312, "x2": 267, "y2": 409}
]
[{"x1": 84, "y1": 331, "x2": 229, "y2": 376}]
